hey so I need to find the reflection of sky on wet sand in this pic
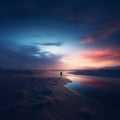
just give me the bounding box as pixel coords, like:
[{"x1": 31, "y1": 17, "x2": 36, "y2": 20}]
[
  {"x1": 32, "y1": 70, "x2": 120, "y2": 89},
  {"x1": 30, "y1": 70, "x2": 120, "y2": 110},
  {"x1": 66, "y1": 74, "x2": 120, "y2": 88},
  {"x1": 65, "y1": 73, "x2": 120, "y2": 110}
]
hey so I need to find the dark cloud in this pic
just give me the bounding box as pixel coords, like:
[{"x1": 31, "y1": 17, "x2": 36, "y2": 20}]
[
  {"x1": 0, "y1": 0, "x2": 64, "y2": 19},
  {"x1": 0, "y1": 0, "x2": 120, "y2": 22},
  {"x1": 0, "y1": 42, "x2": 64, "y2": 69},
  {"x1": 95, "y1": 22, "x2": 120, "y2": 39},
  {"x1": 55, "y1": 0, "x2": 120, "y2": 22},
  {"x1": 81, "y1": 22, "x2": 120, "y2": 44},
  {"x1": 33, "y1": 42, "x2": 63, "y2": 46}
]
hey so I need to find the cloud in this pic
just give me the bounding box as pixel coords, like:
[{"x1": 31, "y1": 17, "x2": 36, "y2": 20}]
[
  {"x1": 80, "y1": 37, "x2": 94, "y2": 44},
  {"x1": 106, "y1": 27, "x2": 120, "y2": 37},
  {"x1": 94, "y1": 23, "x2": 120, "y2": 40},
  {"x1": 63, "y1": 47, "x2": 120, "y2": 69},
  {"x1": 0, "y1": 42, "x2": 64, "y2": 69},
  {"x1": 55, "y1": 2, "x2": 93, "y2": 21},
  {"x1": 54, "y1": 1, "x2": 120, "y2": 45},
  {"x1": 33, "y1": 42, "x2": 63, "y2": 46},
  {"x1": 82, "y1": 22, "x2": 120, "y2": 44},
  {"x1": 82, "y1": 47, "x2": 120, "y2": 62}
]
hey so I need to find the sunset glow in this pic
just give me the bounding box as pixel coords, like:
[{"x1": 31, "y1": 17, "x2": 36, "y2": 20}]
[
  {"x1": 60, "y1": 47, "x2": 120, "y2": 69},
  {"x1": 0, "y1": 0, "x2": 120, "y2": 70}
]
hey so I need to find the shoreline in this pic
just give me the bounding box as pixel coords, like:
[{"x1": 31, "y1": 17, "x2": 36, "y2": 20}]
[
  {"x1": 64, "y1": 83, "x2": 120, "y2": 113},
  {"x1": 0, "y1": 74, "x2": 120, "y2": 120}
]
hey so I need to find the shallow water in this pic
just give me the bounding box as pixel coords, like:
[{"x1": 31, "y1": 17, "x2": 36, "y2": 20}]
[
  {"x1": 65, "y1": 72, "x2": 120, "y2": 110},
  {"x1": 32, "y1": 70, "x2": 120, "y2": 110}
]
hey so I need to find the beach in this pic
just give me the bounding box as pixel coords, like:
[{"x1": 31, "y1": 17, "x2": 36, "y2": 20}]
[{"x1": 0, "y1": 70, "x2": 120, "y2": 120}]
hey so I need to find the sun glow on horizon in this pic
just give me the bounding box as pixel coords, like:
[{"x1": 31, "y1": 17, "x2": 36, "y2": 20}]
[{"x1": 60, "y1": 47, "x2": 120, "y2": 69}]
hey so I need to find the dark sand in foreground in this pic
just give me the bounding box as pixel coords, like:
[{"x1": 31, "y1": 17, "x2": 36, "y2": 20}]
[{"x1": 0, "y1": 72, "x2": 120, "y2": 120}]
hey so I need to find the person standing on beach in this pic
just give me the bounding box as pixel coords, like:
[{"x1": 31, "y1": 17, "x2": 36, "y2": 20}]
[{"x1": 60, "y1": 72, "x2": 63, "y2": 77}]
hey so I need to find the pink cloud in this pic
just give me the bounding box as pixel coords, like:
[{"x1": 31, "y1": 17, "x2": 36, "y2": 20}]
[
  {"x1": 82, "y1": 23, "x2": 120, "y2": 43},
  {"x1": 82, "y1": 47, "x2": 120, "y2": 62},
  {"x1": 80, "y1": 37, "x2": 94, "y2": 44},
  {"x1": 61, "y1": 47, "x2": 120, "y2": 69}
]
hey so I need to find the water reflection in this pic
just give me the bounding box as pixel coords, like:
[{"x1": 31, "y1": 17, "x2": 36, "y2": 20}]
[
  {"x1": 65, "y1": 73, "x2": 120, "y2": 110},
  {"x1": 32, "y1": 70, "x2": 120, "y2": 110},
  {"x1": 66, "y1": 74, "x2": 119, "y2": 88}
]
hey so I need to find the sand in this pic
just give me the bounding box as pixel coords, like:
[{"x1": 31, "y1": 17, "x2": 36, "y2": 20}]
[{"x1": 0, "y1": 71, "x2": 120, "y2": 120}]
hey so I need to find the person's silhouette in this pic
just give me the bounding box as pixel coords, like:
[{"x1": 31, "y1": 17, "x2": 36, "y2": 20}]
[{"x1": 60, "y1": 72, "x2": 63, "y2": 77}]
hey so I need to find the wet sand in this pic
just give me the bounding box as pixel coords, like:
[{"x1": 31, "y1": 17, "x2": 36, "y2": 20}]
[{"x1": 0, "y1": 72, "x2": 120, "y2": 120}]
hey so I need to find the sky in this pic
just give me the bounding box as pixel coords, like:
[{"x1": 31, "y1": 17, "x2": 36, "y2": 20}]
[{"x1": 0, "y1": 0, "x2": 120, "y2": 69}]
